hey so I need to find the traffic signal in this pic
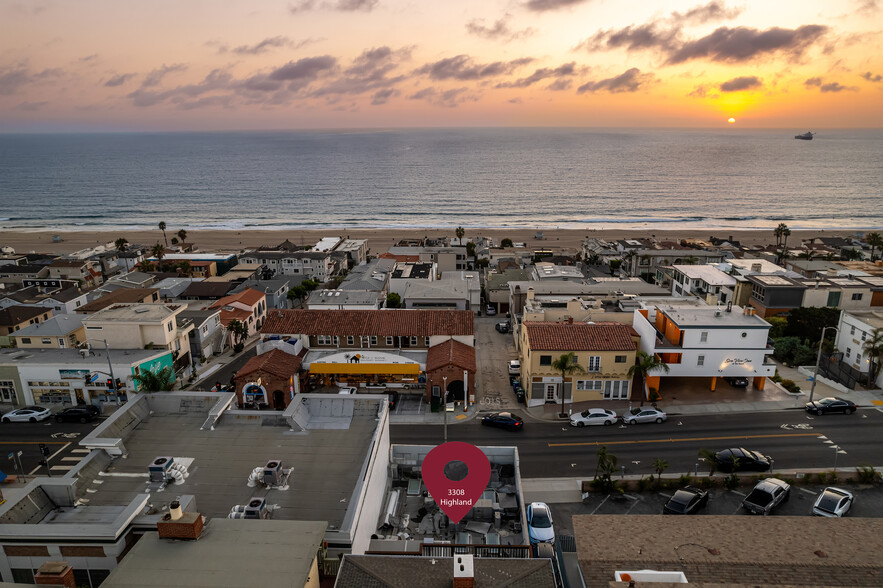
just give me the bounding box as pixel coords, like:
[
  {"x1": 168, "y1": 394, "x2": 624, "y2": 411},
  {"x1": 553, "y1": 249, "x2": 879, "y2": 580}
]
[
  {"x1": 39, "y1": 443, "x2": 50, "y2": 457},
  {"x1": 84, "y1": 373, "x2": 92, "y2": 386},
  {"x1": 115, "y1": 378, "x2": 122, "y2": 389},
  {"x1": 106, "y1": 378, "x2": 114, "y2": 389}
]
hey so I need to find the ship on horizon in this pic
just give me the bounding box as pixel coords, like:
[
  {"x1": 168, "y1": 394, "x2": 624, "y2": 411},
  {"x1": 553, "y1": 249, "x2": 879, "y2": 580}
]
[{"x1": 794, "y1": 131, "x2": 814, "y2": 140}]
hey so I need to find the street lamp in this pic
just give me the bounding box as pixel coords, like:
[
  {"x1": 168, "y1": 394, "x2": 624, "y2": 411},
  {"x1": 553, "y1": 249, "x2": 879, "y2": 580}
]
[
  {"x1": 831, "y1": 444, "x2": 847, "y2": 472},
  {"x1": 809, "y1": 326, "x2": 839, "y2": 403},
  {"x1": 442, "y1": 376, "x2": 448, "y2": 443}
]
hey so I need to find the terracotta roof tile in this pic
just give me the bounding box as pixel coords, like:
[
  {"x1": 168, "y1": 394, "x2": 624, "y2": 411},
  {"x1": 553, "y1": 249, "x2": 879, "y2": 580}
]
[
  {"x1": 235, "y1": 349, "x2": 302, "y2": 380},
  {"x1": 262, "y1": 309, "x2": 474, "y2": 337},
  {"x1": 210, "y1": 287, "x2": 265, "y2": 310},
  {"x1": 524, "y1": 322, "x2": 637, "y2": 351},
  {"x1": 426, "y1": 339, "x2": 476, "y2": 372}
]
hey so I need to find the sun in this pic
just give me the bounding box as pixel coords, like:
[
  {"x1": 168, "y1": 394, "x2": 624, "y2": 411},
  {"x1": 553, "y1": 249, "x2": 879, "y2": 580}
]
[{"x1": 728, "y1": 117, "x2": 736, "y2": 124}]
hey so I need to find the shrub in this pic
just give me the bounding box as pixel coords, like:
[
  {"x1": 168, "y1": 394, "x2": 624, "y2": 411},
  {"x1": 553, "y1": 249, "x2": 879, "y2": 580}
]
[
  {"x1": 724, "y1": 472, "x2": 740, "y2": 490},
  {"x1": 780, "y1": 379, "x2": 801, "y2": 394},
  {"x1": 783, "y1": 478, "x2": 795, "y2": 486},
  {"x1": 678, "y1": 474, "x2": 693, "y2": 487},
  {"x1": 636, "y1": 477, "x2": 652, "y2": 492},
  {"x1": 771, "y1": 372, "x2": 783, "y2": 383},
  {"x1": 855, "y1": 465, "x2": 882, "y2": 484},
  {"x1": 825, "y1": 471, "x2": 839, "y2": 484}
]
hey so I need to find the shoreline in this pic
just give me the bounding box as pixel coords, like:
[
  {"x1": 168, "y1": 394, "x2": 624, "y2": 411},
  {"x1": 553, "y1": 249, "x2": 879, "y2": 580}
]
[{"x1": 1, "y1": 227, "x2": 868, "y2": 256}]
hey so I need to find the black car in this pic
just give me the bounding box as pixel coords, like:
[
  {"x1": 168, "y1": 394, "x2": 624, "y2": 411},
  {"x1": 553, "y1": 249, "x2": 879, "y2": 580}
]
[
  {"x1": 714, "y1": 447, "x2": 771, "y2": 473},
  {"x1": 480, "y1": 412, "x2": 524, "y2": 431},
  {"x1": 495, "y1": 322, "x2": 510, "y2": 334},
  {"x1": 54, "y1": 406, "x2": 96, "y2": 423},
  {"x1": 724, "y1": 376, "x2": 749, "y2": 388},
  {"x1": 514, "y1": 386, "x2": 526, "y2": 404},
  {"x1": 663, "y1": 487, "x2": 709, "y2": 515},
  {"x1": 805, "y1": 397, "x2": 856, "y2": 415}
]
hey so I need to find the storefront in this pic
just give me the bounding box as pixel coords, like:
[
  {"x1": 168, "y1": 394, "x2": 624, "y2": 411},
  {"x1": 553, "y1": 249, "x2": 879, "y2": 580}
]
[{"x1": 305, "y1": 350, "x2": 423, "y2": 389}]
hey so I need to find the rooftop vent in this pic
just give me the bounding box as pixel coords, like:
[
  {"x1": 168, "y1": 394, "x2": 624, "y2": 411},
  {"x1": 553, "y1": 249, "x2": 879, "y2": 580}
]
[{"x1": 148, "y1": 456, "x2": 175, "y2": 483}]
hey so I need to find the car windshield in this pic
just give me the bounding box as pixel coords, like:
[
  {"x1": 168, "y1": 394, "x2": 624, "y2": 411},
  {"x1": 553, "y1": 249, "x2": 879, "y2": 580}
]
[
  {"x1": 531, "y1": 508, "x2": 552, "y2": 528},
  {"x1": 817, "y1": 491, "x2": 845, "y2": 512}
]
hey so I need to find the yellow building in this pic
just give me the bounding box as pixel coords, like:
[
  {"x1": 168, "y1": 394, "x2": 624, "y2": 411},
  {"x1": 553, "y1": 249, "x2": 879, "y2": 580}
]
[{"x1": 520, "y1": 321, "x2": 639, "y2": 407}]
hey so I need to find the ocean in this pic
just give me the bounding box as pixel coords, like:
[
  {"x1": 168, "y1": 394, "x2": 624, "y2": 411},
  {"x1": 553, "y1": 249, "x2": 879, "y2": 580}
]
[{"x1": 0, "y1": 128, "x2": 881, "y2": 233}]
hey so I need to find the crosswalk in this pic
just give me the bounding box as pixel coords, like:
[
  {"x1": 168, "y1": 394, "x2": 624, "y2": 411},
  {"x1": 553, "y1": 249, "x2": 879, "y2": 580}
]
[{"x1": 50, "y1": 448, "x2": 90, "y2": 473}]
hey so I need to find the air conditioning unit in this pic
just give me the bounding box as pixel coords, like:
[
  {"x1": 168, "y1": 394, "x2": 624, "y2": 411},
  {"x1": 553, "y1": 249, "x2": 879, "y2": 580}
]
[
  {"x1": 148, "y1": 456, "x2": 175, "y2": 483},
  {"x1": 244, "y1": 497, "x2": 268, "y2": 519},
  {"x1": 263, "y1": 459, "x2": 283, "y2": 486}
]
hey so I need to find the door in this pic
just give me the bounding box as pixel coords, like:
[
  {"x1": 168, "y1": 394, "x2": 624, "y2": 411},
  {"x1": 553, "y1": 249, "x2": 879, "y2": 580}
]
[
  {"x1": 545, "y1": 384, "x2": 556, "y2": 402},
  {"x1": 273, "y1": 390, "x2": 284, "y2": 410}
]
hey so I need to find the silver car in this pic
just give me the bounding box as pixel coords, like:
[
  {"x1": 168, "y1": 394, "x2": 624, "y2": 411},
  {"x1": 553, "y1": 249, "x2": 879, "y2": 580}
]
[
  {"x1": 812, "y1": 487, "x2": 854, "y2": 517},
  {"x1": 2, "y1": 405, "x2": 51, "y2": 423},
  {"x1": 570, "y1": 408, "x2": 618, "y2": 427},
  {"x1": 622, "y1": 407, "x2": 667, "y2": 425}
]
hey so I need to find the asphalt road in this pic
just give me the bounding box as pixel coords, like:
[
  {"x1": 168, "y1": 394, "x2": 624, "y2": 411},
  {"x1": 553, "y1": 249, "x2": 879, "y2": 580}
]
[
  {"x1": 0, "y1": 418, "x2": 102, "y2": 478},
  {"x1": 391, "y1": 408, "x2": 883, "y2": 478}
]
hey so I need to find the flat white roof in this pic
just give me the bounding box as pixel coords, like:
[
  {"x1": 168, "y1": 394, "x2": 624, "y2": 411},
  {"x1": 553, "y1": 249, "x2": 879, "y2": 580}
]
[
  {"x1": 313, "y1": 237, "x2": 342, "y2": 252},
  {"x1": 672, "y1": 265, "x2": 736, "y2": 286}
]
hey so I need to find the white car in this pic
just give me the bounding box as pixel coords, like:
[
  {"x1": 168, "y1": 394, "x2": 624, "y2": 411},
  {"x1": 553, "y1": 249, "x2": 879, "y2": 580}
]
[
  {"x1": 508, "y1": 360, "x2": 521, "y2": 375},
  {"x1": 570, "y1": 408, "x2": 618, "y2": 427},
  {"x1": 623, "y1": 407, "x2": 667, "y2": 425},
  {"x1": 526, "y1": 502, "x2": 555, "y2": 546},
  {"x1": 812, "y1": 487, "x2": 854, "y2": 517},
  {"x1": 2, "y1": 405, "x2": 51, "y2": 423}
]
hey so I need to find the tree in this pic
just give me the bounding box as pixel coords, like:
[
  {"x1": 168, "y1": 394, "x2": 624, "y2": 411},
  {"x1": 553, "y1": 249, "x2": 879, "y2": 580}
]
[
  {"x1": 137, "y1": 260, "x2": 154, "y2": 273},
  {"x1": 798, "y1": 250, "x2": 816, "y2": 260},
  {"x1": 501, "y1": 238, "x2": 513, "y2": 248},
  {"x1": 177, "y1": 229, "x2": 188, "y2": 246},
  {"x1": 767, "y1": 317, "x2": 788, "y2": 339},
  {"x1": 863, "y1": 328, "x2": 883, "y2": 385},
  {"x1": 177, "y1": 260, "x2": 192, "y2": 277},
  {"x1": 866, "y1": 232, "x2": 883, "y2": 261},
  {"x1": 132, "y1": 366, "x2": 175, "y2": 392},
  {"x1": 115, "y1": 237, "x2": 129, "y2": 271},
  {"x1": 475, "y1": 258, "x2": 489, "y2": 268},
  {"x1": 151, "y1": 243, "x2": 166, "y2": 271},
  {"x1": 698, "y1": 448, "x2": 718, "y2": 475},
  {"x1": 302, "y1": 279, "x2": 320, "y2": 292},
  {"x1": 653, "y1": 458, "x2": 669, "y2": 483},
  {"x1": 455, "y1": 226, "x2": 465, "y2": 243},
  {"x1": 228, "y1": 319, "x2": 249, "y2": 353},
  {"x1": 171, "y1": 237, "x2": 179, "y2": 245},
  {"x1": 592, "y1": 446, "x2": 619, "y2": 494},
  {"x1": 779, "y1": 225, "x2": 791, "y2": 264},
  {"x1": 465, "y1": 241, "x2": 476, "y2": 257},
  {"x1": 158, "y1": 221, "x2": 168, "y2": 246},
  {"x1": 551, "y1": 352, "x2": 585, "y2": 417},
  {"x1": 785, "y1": 307, "x2": 840, "y2": 342},
  {"x1": 609, "y1": 259, "x2": 622, "y2": 275},
  {"x1": 287, "y1": 285, "x2": 307, "y2": 307},
  {"x1": 773, "y1": 223, "x2": 787, "y2": 249},
  {"x1": 386, "y1": 292, "x2": 402, "y2": 308},
  {"x1": 627, "y1": 350, "x2": 670, "y2": 405}
]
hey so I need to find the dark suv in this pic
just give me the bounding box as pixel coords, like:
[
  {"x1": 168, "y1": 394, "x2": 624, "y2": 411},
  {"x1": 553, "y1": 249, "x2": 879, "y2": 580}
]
[{"x1": 55, "y1": 406, "x2": 97, "y2": 423}]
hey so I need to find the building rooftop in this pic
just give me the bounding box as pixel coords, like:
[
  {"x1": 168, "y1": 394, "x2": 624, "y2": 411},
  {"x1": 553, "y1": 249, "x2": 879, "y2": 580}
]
[
  {"x1": 262, "y1": 309, "x2": 474, "y2": 337},
  {"x1": 2, "y1": 285, "x2": 85, "y2": 304},
  {"x1": 0, "y1": 304, "x2": 49, "y2": 326},
  {"x1": 11, "y1": 313, "x2": 84, "y2": 337},
  {"x1": 149, "y1": 253, "x2": 237, "y2": 262},
  {"x1": 392, "y1": 262, "x2": 434, "y2": 280},
  {"x1": 524, "y1": 322, "x2": 638, "y2": 351},
  {"x1": 659, "y1": 304, "x2": 771, "y2": 328},
  {"x1": 209, "y1": 287, "x2": 264, "y2": 309},
  {"x1": 749, "y1": 274, "x2": 806, "y2": 287},
  {"x1": 844, "y1": 309, "x2": 883, "y2": 329},
  {"x1": 307, "y1": 289, "x2": 383, "y2": 306},
  {"x1": 671, "y1": 265, "x2": 736, "y2": 286},
  {"x1": 84, "y1": 303, "x2": 183, "y2": 323},
  {"x1": 0, "y1": 346, "x2": 170, "y2": 366},
  {"x1": 426, "y1": 339, "x2": 476, "y2": 372},
  {"x1": 532, "y1": 262, "x2": 585, "y2": 281},
  {"x1": 77, "y1": 288, "x2": 159, "y2": 313},
  {"x1": 726, "y1": 257, "x2": 788, "y2": 274}
]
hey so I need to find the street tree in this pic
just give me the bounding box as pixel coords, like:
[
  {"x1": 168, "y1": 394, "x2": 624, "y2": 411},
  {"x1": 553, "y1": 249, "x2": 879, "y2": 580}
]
[
  {"x1": 132, "y1": 366, "x2": 176, "y2": 392},
  {"x1": 627, "y1": 350, "x2": 669, "y2": 405},
  {"x1": 158, "y1": 221, "x2": 168, "y2": 246},
  {"x1": 863, "y1": 328, "x2": 883, "y2": 385},
  {"x1": 551, "y1": 352, "x2": 585, "y2": 418},
  {"x1": 228, "y1": 319, "x2": 249, "y2": 353}
]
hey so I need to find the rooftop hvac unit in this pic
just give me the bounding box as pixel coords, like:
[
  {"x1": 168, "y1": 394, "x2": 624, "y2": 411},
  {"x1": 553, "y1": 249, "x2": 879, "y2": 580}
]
[
  {"x1": 148, "y1": 456, "x2": 175, "y2": 483},
  {"x1": 263, "y1": 459, "x2": 283, "y2": 486},
  {"x1": 244, "y1": 497, "x2": 268, "y2": 519}
]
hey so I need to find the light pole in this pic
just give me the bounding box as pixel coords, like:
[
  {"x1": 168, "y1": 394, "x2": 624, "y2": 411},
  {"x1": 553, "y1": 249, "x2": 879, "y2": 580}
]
[
  {"x1": 809, "y1": 326, "x2": 838, "y2": 403},
  {"x1": 831, "y1": 445, "x2": 846, "y2": 472},
  {"x1": 442, "y1": 376, "x2": 448, "y2": 443}
]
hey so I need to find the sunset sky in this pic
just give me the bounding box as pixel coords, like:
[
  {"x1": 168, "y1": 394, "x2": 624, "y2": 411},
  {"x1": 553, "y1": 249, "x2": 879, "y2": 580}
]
[{"x1": 1, "y1": 0, "x2": 881, "y2": 130}]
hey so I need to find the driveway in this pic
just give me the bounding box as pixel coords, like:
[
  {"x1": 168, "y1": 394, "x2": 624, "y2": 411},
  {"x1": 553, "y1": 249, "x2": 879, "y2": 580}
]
[{"x1": 474, "y1": 316, "x2": 520, "y2": 411}]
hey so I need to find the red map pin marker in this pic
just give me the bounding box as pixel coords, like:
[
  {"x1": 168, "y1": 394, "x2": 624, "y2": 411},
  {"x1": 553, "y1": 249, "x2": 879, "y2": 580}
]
[{"x1": 422, "y1": 442, "x2": 491, "y2": 524}]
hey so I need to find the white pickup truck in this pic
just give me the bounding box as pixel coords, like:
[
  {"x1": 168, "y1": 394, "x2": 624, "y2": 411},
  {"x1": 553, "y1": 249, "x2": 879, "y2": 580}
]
[{"x1": 742, "y1": 478, "x2": 791, "y2": 515}]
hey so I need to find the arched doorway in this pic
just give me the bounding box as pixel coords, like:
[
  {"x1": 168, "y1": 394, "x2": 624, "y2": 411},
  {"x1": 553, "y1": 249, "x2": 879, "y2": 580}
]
[
  {"x1": 446, "y1": 379, "x2": 465, "y2": 402},
  {"x1": 272, "y1": 390, "x2": 284, "y2": 410}
]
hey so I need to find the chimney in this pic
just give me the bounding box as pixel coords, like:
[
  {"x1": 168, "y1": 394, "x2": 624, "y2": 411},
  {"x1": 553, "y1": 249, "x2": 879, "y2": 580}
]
[
  {"x1": 157, "y1": 506, "x2": 204, "y2": 540},
  {"x1": 453, "y1": 554, "x2": 474, "y2": 588},
  {"x1": 34, "y1": 562, "x2": 75, "y2": 588},
  {"x1": 169, "y1": 499, "x2": 183, "y2": 521}
]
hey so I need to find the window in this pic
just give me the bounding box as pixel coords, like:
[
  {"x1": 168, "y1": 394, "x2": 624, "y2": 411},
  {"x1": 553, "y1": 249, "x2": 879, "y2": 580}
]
[
  {"x1": 540, "y1": 355, "x2": 552, "y2": 366},
  {"x1": 21, "y1": 337, "x2": 31, "y2": 344},
  {"x1": 425, "y1": 337, "x2": 431, "y2": 346},
  {"x1": 371, "y1": 336, "x2": 377, "y2": 345},
  {"x1": 386, "y1": 336, "x2": 394, "y2": 346},
  {"x1": 826, "y1": 291, "x2": 841, "y2": 307},
  {"x1": 410, "y1": 336, "x2": 418, "y2": 346},
  {"x1": 700, "y1": 331, "x2": 708, "y2": 343},
  {"x1": 615, "y1": 355, "x2": 627, "y2": 363},
  {"x1": 861, "y1": 331, "x2": 866, "y2": 341},
  {"x1": 317, "y1": 335, "x2": 332, "y2": 345},
  {"x1": 167, "y1": 321, "x2": 173, "y2": 332},
  {"x1": 41, "y1": 337, "x2": 51, "y2": 345},
  {"x1": 846, "y1": 347, "x2": 851, "y2": 358},
  {"x1": 603, "y1": 380, "x2": 630, "y2": 400},
  {"x1": 851, "y1": 326, "x2": 856, "y2": 335},
  {"x1": 697, "y1": 355, "x2": 705, "y2": 366},
  {"x1": 587, "y1": 356, "x2": 601, "y2": 372},
  {"x1": 576, "y1": 380, "x2": 602, "y2": 391},
  {"x1": 852, "y1": 293, "x2": 863, "y2": 301},
  {"x1": 347, "y1": 336, "x2": 355, "y2": 346}
]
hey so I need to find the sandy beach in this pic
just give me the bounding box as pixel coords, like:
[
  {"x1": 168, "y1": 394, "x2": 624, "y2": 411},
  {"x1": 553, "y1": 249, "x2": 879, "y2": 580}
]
[{"x1": 0, "y1": 227, "x2": 864, "y2": 256}]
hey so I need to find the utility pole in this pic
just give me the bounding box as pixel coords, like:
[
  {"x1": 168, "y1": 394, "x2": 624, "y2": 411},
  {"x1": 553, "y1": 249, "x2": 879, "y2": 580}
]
[{"x1": 104, "y1": 339, "x2": 120, "y2": 406}]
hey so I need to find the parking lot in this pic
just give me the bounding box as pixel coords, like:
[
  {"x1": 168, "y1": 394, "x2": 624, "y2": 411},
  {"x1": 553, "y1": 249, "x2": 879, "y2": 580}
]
[{"x1": 549, "y1": 482, "x2": 883, "y2": 535}]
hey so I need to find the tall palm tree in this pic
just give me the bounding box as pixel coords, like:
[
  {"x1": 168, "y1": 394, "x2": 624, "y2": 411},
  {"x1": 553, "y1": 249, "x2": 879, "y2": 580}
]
[
  {"x1": 773, "y1": 223, "x2": 787, "y2": 248},
  {"x1": 132, "y1": 366, "x2": 175, "y2": 392},
  {"x1": 137, "y1": 260, "x2": 154, "y2": 273},
  {"x1": 866, "y1": 232, "x2": 883, "y2": 261},
  {"x1": 863, "y1": 328, "x2": 883, "y2": 386},
  {"x1": 115, "y1": 237, "x2": 129, "y2": 271},
  {"x1": 177, "y1": 229, "x2": 188, "y2": 247},
  {"x1": 627, "y1": 350, "x2": 670, "y2": 405},
  {"x1": 158, "y1": 221, "x2": 168, "y2": 246},
  {"x1": 551, "y1": 352, "x2": 585, "y2": 417},
  {"x1": 177, "y1": 260, "x2": 192, "y2": 277},
  {"x1": 455, "y1": 226, "x2": 465, "y2": 244},
  {"x1": 151, "y1": 243, "x2": 166, "y2": 270}
]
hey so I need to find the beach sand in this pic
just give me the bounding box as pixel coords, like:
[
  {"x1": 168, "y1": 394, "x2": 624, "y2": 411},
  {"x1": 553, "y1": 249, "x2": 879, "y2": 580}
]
[{"x1": 0, "y1": 227, "x2": 858, "y2": 256}]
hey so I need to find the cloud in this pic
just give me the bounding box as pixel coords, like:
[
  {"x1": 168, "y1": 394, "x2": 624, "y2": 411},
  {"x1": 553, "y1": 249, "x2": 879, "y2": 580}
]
[
  {"x1": 496, "y1": 62, "x2": 579, "y2": 88},
  {"x1": 524, "y1": 0, "x2": 591, "y2": 12},
  {"x1": 666, "y1": 25, "x2": 829, "y2": 64},
  {"x1": 269, "y1": 55, "x2": 338, "y2": 89},
  {"x1": 127, "y1": 69, "x2": 234, "y2": 107},
  {"x1": 232, "y1": 36, "x2": 292, "y2": 55},
  {"x1": 804, "y1": 77, "x2": 822, "y2": 87},
  {"x1": 820, "y1": 82, "x2": 856, "y2": 92},
  {"x1": 855, "y1": 0, "x2": 879, "y2": 15},
  {"x1": 579, "y1": 23, "x2": 680, "y2": 53},
  {"x1": 719, "y1": 75, "x2": 762, "y2": 92},
  {"x1": 312, "y1": 46, "x2": 410, "y2": 96},
  {"x1": 141, "y1": 64, "x2": 187, "y2": 87},
  {"x1": 860, "y1": 71, "x2": 883, "y2": 82},
  {"x1": 465, "y1": 14, "x2": 535, "y2": 42},
  {"x1": 370, "y1": 88, "x2": 399, "y2": 105},
  {"x1": 13, "y1": 101, "x2": 49, "y2": 111},
  {"x1": 671, "y1": 1, "x2": 743, "y2": 25},
  {"x1": 78, "y1": 54, "x2": 99, "y2": 64},
  {"x1": 289, "y1": 0, "x2": 378, "y2": 12},
  {"x1": 104, "y1": 73, "x2": 136, "y2": 87},
  {"x1": 408, "y1": 86, "x2": 479, "y2": 107},
  {"x1": 509, "y1": 97, "x2": 523, "y2": 104},
  {"x1": 547, "y1": 78, "x2": 572, "y2": 91},
  {"x1": 577, "y1": 68, "x2": 653, "y2": 93},
  {"x1": 0, "y1": 65, "x2": 63, "y2": 95},
  {"x1": 414, "y1": 55, "x2": 533, "y2": 81}
]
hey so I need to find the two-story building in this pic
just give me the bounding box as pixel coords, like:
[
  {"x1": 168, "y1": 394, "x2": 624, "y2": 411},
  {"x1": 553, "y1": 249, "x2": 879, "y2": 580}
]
[
  {"x1": 239, "y1": 250, "x2": 337, "y2": 283},
  {"x1": 0, "y1": 306, "x2": 52, "y2": 338},
  {"x1": 0, "y1": 282, "x2": 88, "y2": 315},
  {"x1": 11, "y1": 314, "x2": 85, "y2": 350},
  {"x1": 660, "y1": 265, "x2": 737, "y2": 305},
  {"x1": 209, "y1": 287, "x2": 267, "y2": 341},
  {"x1": 47, "y1": 259, "x2": 104, "y2": 287},
  {"x1": 833, "y1": 309, "x2": 883, "y2": 389},
  {"x1": 519, "y1": 321, "x2": 639, "y2": 407},
  {"x1": 632, "y1": 303, "x2": 775, "y2": 397}
]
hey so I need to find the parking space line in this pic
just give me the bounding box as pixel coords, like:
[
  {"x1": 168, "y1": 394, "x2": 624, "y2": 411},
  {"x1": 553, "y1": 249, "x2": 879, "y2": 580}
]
[
  {"x1": 590, "y1": 495, "x2": 610, "y2": 515},
  {"x1": 548, "y1": 432, "x2": 818, "y2": 448},
  {"x1": 730, "y1": 490, "x2": 747, "y2": 497},
  {"x1": 50, "y1": 465, "x2": 74, "y2": 472},
  {"x1": 798, "y1": 487, "x2": 816, "y2": 495}
]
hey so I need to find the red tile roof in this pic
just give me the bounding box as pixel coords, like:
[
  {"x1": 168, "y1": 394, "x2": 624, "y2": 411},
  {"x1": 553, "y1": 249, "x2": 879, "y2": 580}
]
[
  {"x1": 210, "y1": 287, "x2": 264, "y2": 310},
  {"x1": 236, "y1": 349, "x2": 302, "y2": 380},
  {"x1": 426, "y1": 339, "x2": 476, "y2": 372},
  {"x1": 524, "y1": 322, "x2": 637, "y2": 351},
  {"x1": 217, "y1": 308, "x2": 251, "y2": 326},
  {"x1": 262, "y1": 309, "x2": 474, "y2": 337}
]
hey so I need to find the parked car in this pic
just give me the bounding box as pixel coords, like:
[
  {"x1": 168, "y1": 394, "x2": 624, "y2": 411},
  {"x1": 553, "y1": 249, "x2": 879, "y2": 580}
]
[
  {"x1": 514, "y1": 386, "x2": 526, "y2": 404},
  {"x1": 570, "y1": 408, "x2": 618, "y2": 427},
  {"x1": 495, "y1": 321, "x2": 509, "y2": 334},
  {"x1": 622, "y1": 407, "x2": 667, "y2": 424},
  {"x1": 54, "y1": 406, "x2": 96, "y2": 423},
  {"x1": 663, "y1": 487, "x2": 709, "y2": 515},
  {"x1": 724, "y1": 376, "x2": 749, "y2": 388},
  {"x1": 805, "y1": 397, "x2": 857, "y2": 415},
  {"x1": 812, "y1": 487, "x2": 854, "y2": 517},
  {"x1": 486, "y1": 305, "x2": 497, "y2": 316},
  {"x1": 713, "y1": 448, "x2": 772, "y2": 472},
  {"x1": 480, "y1": 412, "x2": 524, "y2": 431},
  {"x1": 742, "y1": 478, "x2": 790, "y2": 515},
  {"x1": 2, "y1": 406, "x2": 51, "y2": 423},
  {"x1": 508, "y1": 360, "x2": 521, "y2": 375},
  {"x1": 526, "y1": 502, "x2": 555, "y2": 546}
]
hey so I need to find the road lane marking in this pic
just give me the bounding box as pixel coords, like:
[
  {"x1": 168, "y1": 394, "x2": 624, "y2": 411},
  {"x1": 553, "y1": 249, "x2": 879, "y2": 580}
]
[
  {"x1": 71, "y1": 449, "x2": 90, "y2": 454},
  {"x1": 548, "y1": 432, "x2": 819, "y2": 448},
  {"x1": 50, "y1": 466, "x2": 74, "y2": 472},
  {"x1": 61, "y1": 457, "x2": 82, "y2": 462}
]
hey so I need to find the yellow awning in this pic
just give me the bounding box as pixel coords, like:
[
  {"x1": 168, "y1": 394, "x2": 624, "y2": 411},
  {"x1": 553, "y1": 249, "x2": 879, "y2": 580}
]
[{"x1": 309, "y1": 362, "x2": 420, "y2": 375}]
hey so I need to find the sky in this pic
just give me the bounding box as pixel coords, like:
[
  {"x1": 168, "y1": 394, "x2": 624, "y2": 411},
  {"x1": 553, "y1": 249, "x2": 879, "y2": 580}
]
[{"x1": 1, "y1": 0, "x2": 881, "y2": 131}]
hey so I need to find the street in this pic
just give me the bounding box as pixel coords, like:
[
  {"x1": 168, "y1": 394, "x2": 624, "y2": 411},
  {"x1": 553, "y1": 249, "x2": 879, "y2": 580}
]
[
  {"x1": 0, "y1": 419, "x2": 102, "y2": 478},
  {"x1": 391, "y1": 408, "x2": 883, "y2": 478}
]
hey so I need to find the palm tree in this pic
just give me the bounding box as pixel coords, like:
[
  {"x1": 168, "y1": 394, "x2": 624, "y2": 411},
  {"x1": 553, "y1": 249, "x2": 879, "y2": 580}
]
[
  {"x1": 627, "y1": 350, "x2": 670, "y2": 405},
  {"x1": 158, "y1": 221, "x2": 168, "y2": 247},
  {"x1": 132, "y1": 366, "x2": 175, "y2": 392},
  {"x1": 455, "y1": 226, "x2": 465, "y2": 244},
  {"x1": 228, "y1": 319, "x2": 249, "y2": 353},
  {"x1": 773, "y1": 223, "x2": 787, "y2": 249},
  {"x1": 698, "y1": 448, "x2": 718, "y2": 475},
  {"x1": 866, "y1": 232, "x2": 883, "y2": 261},
  {"x1": 863, "y1": 328, "x2": 883, "y2": 386},
  {"x1": 177, "y1": 260, "x2": 192, "y2": 277},
  {"x1": 115, "y1": 237, "x2": 129, "y2": 271},
  {"x1": 151, "y1": 243, "x2": 166, "y2": 271},
  {"x1": 798, "y1": 250, "x2": 816, "y2": 260},
  {"x1": 777, "y1": 224, "x2": 792, "y2": 264},
  {"x1": 653, "y1": 458, "x2": 669, "y2": 483},
  {"x1": 137, "y1": 260, "x2": 154, "y2": 273},
  {"x1": 177, "y1": 229, "x2": 188, "y2": 247},
  {"x1": 551, "y1": 352, "x2": 586, "y2": 417}
]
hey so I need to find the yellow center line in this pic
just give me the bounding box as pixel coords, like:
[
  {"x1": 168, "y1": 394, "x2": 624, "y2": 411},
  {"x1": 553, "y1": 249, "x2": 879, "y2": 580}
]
[{"x1": 548, "y1": 432, "x2": 819, "y2": 448}]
